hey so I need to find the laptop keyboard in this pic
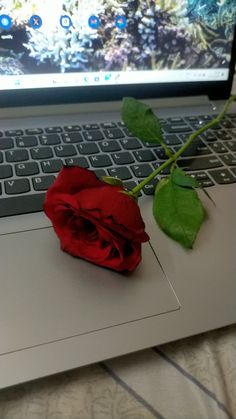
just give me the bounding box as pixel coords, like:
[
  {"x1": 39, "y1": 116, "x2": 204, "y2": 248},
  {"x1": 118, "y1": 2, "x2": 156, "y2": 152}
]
[{"x1": 0, "y1": 114, "x2": 236, "y2": 217}]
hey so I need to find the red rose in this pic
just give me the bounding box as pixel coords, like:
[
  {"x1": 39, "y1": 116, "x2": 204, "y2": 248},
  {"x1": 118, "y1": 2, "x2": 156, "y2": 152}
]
[{"x1": 44, "y1": 166, "x2": 149, "y2": 272}]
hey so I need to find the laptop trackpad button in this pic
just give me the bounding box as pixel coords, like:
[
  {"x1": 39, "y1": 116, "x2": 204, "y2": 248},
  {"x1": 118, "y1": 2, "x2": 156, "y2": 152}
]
[{"x1": 0, "y1": 228, "x2": 179, "y2": 354}]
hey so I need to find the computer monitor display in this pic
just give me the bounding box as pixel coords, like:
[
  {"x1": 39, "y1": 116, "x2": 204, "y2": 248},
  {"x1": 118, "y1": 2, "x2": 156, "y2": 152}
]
[{"x1": 0, "y1": 0, "x2": 235, "y2": 90}]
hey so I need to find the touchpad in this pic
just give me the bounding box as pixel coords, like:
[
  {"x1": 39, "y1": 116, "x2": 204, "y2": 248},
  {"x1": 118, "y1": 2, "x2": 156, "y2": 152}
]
[{"x1": 0, "y1": 228, "x2": 179, "y2": 354}]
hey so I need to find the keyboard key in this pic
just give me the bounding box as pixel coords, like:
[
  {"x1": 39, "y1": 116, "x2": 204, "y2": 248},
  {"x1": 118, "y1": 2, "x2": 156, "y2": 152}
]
[
  {"x1": 220, "y1": 120, "x2": 234, "y2": 129},
  {"x1": 209, "y1": 169, "x2": 236, "y2": 184},
  {"x1": 83, "y1": 130, "x2": 104, "y2": 141},
  {"x1": 163, "y1": 124, "x2": 192, "y2": 133},
  {"x1": 15, "y1": 162, "x2": 39, "y2": 176},
  {"x1": 155, "y1": 149, "x2": 169, "y2": 160},
  {"x1": 108, "y1": 167, "x2": 132, "y2": 180},
  {"x1": 99, "y1": 140, "x2": 121, "y2": 152},
  {"x1": 45, "y1": 126, "x2": 63, "y2": 134},
  {"x1": 31, "y1": 147, "x2": 53, "y2": 160},
  {"x1": 122, "y1": 127, "x2": 135, "y2": 137},
  {"x1": 112, "y1": 152, "x2": 135, "y2": 165},
  {"x1": 208, "y1": 141, "x2": 228, "y2": 154},
  {"x1": 4, "y1": 178, "x2": 30, "y2": 194},
  {"x1": 0, "y1": 165, "x2": 13, "y2": 179},
  {"x1": 0, "y1": 151, "x2": 3, "y2": 163},
  {"x1": 65, "y1": 157, "x2": 89, "y2": 168},
  {"x1": 54, "y1": 145, "x2": 76, "y2": 157},
  {"x1": 62, "y1": 132, "x2": 83, "y2": 143},
  {"x1": 5, "y1": 129, "x2": 24, "y2": 136},
  {"x1": 25, "y1": 128, "x2": 43, "y2": 135},
  {"x1": 224, "y1": 140, "x2": 236, "y2": 152},
  {"x1": 123, "y1": 181, "x2": 142, "y2": 197},
  {"x1": 32, "y1": 175, "x2": 56, "y2": 191},
  {"x1": 174, "y1": 140, "x2": 211, "y2": 157},
  {"x1": 16, "y1": 136, "x2": 38, "y2": 147},
  {"x1": 0, "y1": 137, "x2": 14, "y2": 150},
  {"x1": 143, "y1": 179, "x2": 160, "y2": 195},
  {"x1": 131, "y1": 164, "x2": 153, "y2": 177},
  {"x1": 0, "y1": 194, "x2": 45, "y2": 217},
  {"x1": 103, "y1": 128, "x2": 124, "y2": 139},
  {"x1": 39, "y1": 134, "x2": 61, "y2": 146},
  {"x1": 101, "y1": 122, "x2": 117, "y2": 128},
  {"x1": 189, "y1": 172, "x2": 214, "y2": 187},
  {"x1": 230, "y1": 167, "x2": 236, "y2": 177},
  {"x1": 64, "y1": 125, "x2": 81, "y2": 132},
  {"x1": 93, "y1": 169, "x2": 107, "y2": 178},
  {"x1": 120, "y1": 138, "x2": 142, "y2": 150},
  {"x1": 220, "y1": 154, "x2": 236, "y2": 166},
  {"x1": 164, "y1": 134, "x2": 182, "y2": 146},
  {"x1": 41, "y1": 159, "x2": 63, "y2": 173},
  {"x1": 168, "y1": 117, "x2": 185, "y2": 124},
  {"x1": 6, "y1": 149, "x2": 29, "y2": 162},
  {"x1": 133, "y1": 149, "x2": 156, "y2": 162},
  {"x1": 178, "y1": 157, "x2": 223, "y2": 171},
  {"x1": 89, "y1": 154, "x2": 112, "y2": 168},
  {"x1": 78, "y1": 143, "x2": 99, "y2": 155},
  {"x1": 83, "y1": 123, "x2": 99, "y2": 130}
]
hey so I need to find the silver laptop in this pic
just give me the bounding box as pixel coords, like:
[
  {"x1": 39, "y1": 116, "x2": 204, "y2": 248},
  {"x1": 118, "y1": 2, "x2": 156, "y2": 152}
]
[{"x1": 0, "y1": 1, "x2": 236, "y2": 388}]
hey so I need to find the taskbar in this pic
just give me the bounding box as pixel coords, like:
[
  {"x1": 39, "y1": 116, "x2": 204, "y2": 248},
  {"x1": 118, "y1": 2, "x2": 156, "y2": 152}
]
[{"x1": 0, "y1": 69, "x2": 229, "y2": 90}]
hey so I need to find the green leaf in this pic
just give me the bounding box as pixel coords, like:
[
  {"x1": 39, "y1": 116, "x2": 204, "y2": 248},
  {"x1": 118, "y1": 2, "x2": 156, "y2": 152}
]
[
  {"x1": 153, "y1": 177, "x2": 205, "y2": 249},
  {"x1": 102, "y1": 176, "x2": 123, "y2": 187},
  {"x1": 172, "y1": 168, "x2": 199, "y2": 188},
  {"x1": 122, "y1": 97, "x2": 163, "y2": 144}
]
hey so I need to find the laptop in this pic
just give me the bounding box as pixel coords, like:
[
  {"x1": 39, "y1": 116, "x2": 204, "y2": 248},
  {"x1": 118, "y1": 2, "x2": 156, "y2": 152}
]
[{"x1": 0, "y1": 1, "x2": 235, "y2": 389}]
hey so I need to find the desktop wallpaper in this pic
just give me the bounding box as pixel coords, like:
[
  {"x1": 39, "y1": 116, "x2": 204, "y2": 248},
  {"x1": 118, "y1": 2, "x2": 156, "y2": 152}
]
[{"x1": 0, "y1": 0, "x2": 235, "y2": 75}]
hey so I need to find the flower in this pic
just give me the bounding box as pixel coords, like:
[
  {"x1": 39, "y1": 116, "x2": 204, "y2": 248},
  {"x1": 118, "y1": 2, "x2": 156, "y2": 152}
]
[{"x1": 44, "y1": 166, "x2": 149, "y2": 272}]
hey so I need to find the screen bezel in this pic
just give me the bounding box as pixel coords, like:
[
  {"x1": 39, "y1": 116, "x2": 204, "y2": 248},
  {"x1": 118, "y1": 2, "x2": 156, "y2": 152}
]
[{"x1": 0, "y1": 25, "x2": 235, "y2": 108}]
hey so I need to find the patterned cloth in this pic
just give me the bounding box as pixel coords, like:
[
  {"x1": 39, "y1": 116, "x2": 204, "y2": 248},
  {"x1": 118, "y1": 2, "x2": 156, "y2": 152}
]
[{"x1": 0, "y1": 324, "x2": 235, "y2": 419}]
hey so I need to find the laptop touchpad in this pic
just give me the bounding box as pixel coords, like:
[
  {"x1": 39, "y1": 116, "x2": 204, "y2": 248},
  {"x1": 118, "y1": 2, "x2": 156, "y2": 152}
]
[{"x1": 0, "y1": 228, "x2": 179, "y2": 354}]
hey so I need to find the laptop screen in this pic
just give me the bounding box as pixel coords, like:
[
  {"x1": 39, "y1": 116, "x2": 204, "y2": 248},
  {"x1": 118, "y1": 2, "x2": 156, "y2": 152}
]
[{"x1": 0, "y1": 0, "x2": 236, "y2": 92}]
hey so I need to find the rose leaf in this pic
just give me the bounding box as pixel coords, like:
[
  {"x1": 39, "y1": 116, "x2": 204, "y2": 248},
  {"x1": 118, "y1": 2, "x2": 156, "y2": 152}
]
[
  {"x1": 172, "y1": 167, "x2": 199, "y2": 188},
  {"x1": 122, "y1": 97, "x2": 163, "y2": 144},
  {"x1": 153, "y1": 177, "x2": 205, "y2": 249}
]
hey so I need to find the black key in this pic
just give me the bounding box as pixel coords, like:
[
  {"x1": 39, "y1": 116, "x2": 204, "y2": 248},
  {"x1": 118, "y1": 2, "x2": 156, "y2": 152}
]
[
  {"x1": 143, "y1": 178, "x2": 161, "y2": 195},
  {"x1": 120, "y1": 138, "x2": 142, "y2": 150},
  {"x1": 65, "y1": 157, "x2": 89, "y2": 168},
  {"x1": 202, "y1": 133, "x2": 219, "y2": 142},
  {"x1": 0, "y1": 137, "x2": 14, "y2": 150},
  {"x1": 0, "y1": 131, "x2": 3, "y2": 137},
  {"x1": 103, "y1": 128, "x2": 124, "y2": 140},
  {"x1": 155, "y1": 149, "x2": 169, "y2": 160},
  {"x1": 209, "y1": 169, "x2": 236, "y2": 184},
  {"x1": 220, "y1": 154, "x2": 236, "y2": 166},
  {"x1": 25, "y1": 128, "x2": 43, "y2": 135},
  {"x1": 99, "y1": 140, "x2": 121, "y2": 152},
  {"x1": 220, "y1": 120, "x2": 234, "y2": 129},
  {"x1": 31, "y1": 147, "x2": 53, "y2": 160},
  {"x1": 39, "y1": 134, "x2": 61, "y2": 146},
  {"x1": 189, "y1": 172, "x2": 214, "y2": 187},
  {"x1": 123, "y1": 181, "x2": 142, "y2": 197},
  {"x1": 15, "y1": 162, "x2": 39, "y2": 176},
  {"x1": 152, "y1": 162, "x2": 170, "y2": 174},
  {"x1": 89, "y1": 154, "x2": 112, "y2": 168},
  {"x1": 122, "y1": 127, "x2": 135, "y2": 137},
  {"x1": 231, "y1": 167, "x2": 236, "y2": 177},
  {"x1": 16, "y1": 136, "x2": 38, "y2": 147},
  {"x1": 4, "y1": 178, "x2": 30, "y2": 195},
  {"x1": 83, "y1": 123, "x2": 99, "y2": 130},
  {"x1": 0, "y1": 165, "x2": 13, "y2": 179},
  {"x1": 5, "y1": 129, "x2": 24, "y2": 136},
  {"x1": 0, "y1": 152, "x2": 3, "y2": 163},
  {"x1": 41, "y1": 159, "x2": 63, "y2": 173},
  {"x1": 6, "y1": 149, "x2": 29, "y2": 162},
  {"x1": 163, "y1": 124, "x2": 192, "y2": 133},
  {"x1": 168, "y1": 117, "x2": 184, "y2": 124},
  {"x1": 0, "y1": 184, "x2": 1, "y2": 194},
  {"x1": 208, "y1": 142, "x2": 227, "y2": 154},
  {"x1": 131, "y1": 164, "x2": 153, "y2": 178},
  {"x1": 82, "y1": 130, "x2": 104, "y2": 141},
  {"x1": 108, "y1": 167, "x2": 132, "y2": 180},
  {"x1": 185, "y1": 116, "x2": 198, "y2": 122},
  {"x1": 64, "y1": 125, "x2": 81, "y2": 132},
  {"x1": 133, "y1": 149, "x2": 156, "y2": 162},
  {"x1": 174, "y1": 140, "x2": 211, "y2": 157},
  {"x1": 112, "y1": 152, "x2": 134, "y2": 165},
  {"x1": 101, "y1": 122, "x2": 117, "y2": 128},
  {"x1": 54, "y1": 145, "x2": 76, "y2": 157},
  {"x1": 189, "y1": 171, "x2": 209, "y2": 180},
  {"x1": 217, "y1": 131, "x2": 232, "y2": 141},
  {"x1": 0, "y1": 193, "x2": 45, "y2": 217},
  {"x1": 32, "y1": 175, "x2": 55, "y2": 191},
  {"x1": 164, "y1": 134, "x2": 182, "y2": 146},
  {"x1": 45, "y1": 126, "x2": 63, "y2": 134},
  {"x1": 178, "y1": 157, "x2": 223, "y2": 171},
  {"x1": 78, "y1": 143, "x2": 99, "y2": 155},
  {"x1": 62, "y1": 132, "x2": 83, "y2": 143},
  {"x1": 93, "y1": 169, "x2": 107, "y2": 178},
  {"x1": 224, "y1": 140, "x2": 236, "y2": 152}
]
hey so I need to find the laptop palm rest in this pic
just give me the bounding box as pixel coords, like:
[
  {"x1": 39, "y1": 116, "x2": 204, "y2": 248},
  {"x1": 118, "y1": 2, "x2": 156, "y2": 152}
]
[{"x1": 0, "y1": 227, "x2": 179, "y2": 355}]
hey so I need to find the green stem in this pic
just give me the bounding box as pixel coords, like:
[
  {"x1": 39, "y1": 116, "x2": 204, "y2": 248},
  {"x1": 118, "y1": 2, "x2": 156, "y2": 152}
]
[{"x1": 130, "y1": 94, "x2": 236, "y2": 197}]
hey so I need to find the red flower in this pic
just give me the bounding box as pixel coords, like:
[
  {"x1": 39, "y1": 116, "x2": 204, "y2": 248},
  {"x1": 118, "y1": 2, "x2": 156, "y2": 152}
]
[{"x1": 44, "y1": 166, "x2": 149, "y2": 272}]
